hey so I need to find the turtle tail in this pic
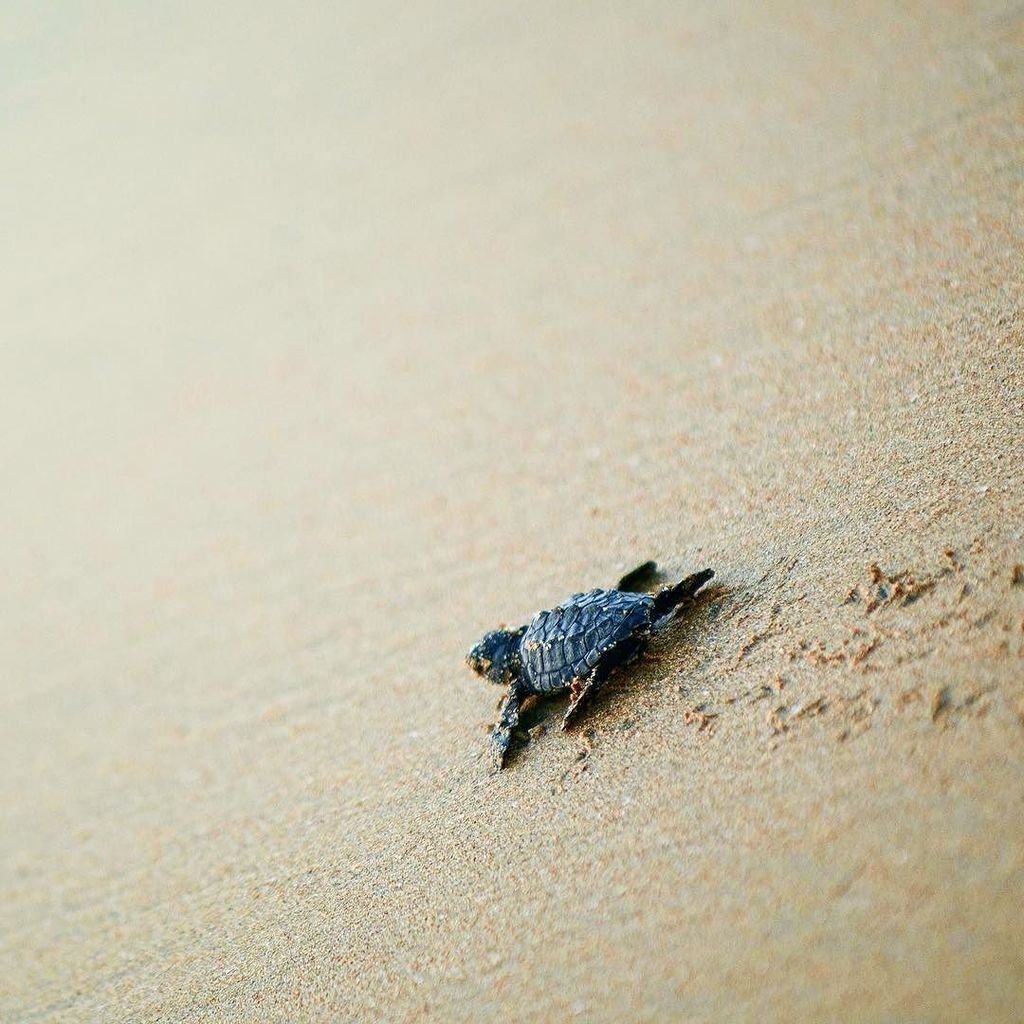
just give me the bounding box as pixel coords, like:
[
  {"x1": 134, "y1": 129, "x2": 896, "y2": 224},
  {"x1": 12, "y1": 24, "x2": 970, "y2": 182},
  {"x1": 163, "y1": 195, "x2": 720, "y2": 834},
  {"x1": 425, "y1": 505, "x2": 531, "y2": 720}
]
[{"x1": 652, "y1": 569, "x2": 714, "y2": 621}]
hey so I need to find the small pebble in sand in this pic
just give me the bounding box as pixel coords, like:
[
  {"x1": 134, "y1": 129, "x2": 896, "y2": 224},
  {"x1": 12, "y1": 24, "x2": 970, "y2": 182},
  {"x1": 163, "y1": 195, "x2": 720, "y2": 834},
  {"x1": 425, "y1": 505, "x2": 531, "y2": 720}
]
[{"x1": 931, "y1": 686, "x2": 953, "y2": 723}]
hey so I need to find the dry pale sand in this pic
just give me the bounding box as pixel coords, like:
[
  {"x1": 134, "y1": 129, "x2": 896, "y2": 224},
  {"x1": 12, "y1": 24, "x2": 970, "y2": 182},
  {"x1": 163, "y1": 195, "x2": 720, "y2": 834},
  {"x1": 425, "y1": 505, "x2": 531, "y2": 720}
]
[{"x1": 2, "y1": 2, "x2": 1023, "y2": 1021}]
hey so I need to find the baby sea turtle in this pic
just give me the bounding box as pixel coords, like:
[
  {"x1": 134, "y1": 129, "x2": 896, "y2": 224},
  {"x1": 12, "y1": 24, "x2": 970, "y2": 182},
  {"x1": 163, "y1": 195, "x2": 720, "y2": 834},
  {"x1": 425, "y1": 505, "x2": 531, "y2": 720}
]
[{"x1": 466, "y1": 561, "x2": 714, "y2": 769}]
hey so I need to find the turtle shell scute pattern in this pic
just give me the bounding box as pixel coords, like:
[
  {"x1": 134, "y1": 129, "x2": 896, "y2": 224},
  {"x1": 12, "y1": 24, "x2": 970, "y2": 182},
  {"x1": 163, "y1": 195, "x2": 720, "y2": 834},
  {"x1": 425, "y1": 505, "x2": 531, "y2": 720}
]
[{"x1": 519, "y1": 589, "x2": 654, "y2": 695}]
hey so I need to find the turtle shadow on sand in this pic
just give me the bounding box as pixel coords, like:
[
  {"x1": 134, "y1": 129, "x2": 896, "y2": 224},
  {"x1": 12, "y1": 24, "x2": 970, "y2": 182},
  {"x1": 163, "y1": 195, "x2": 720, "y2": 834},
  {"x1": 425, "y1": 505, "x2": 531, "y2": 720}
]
[{"x1": 467, "y1": 561, "x2": 729, "y2": 772}]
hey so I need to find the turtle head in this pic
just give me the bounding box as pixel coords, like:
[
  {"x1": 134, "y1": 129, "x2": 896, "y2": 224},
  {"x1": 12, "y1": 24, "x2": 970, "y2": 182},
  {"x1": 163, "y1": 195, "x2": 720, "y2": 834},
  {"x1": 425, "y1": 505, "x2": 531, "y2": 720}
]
[{"x1": 466, "y1": 626, "x2": 525, "y2": 685}]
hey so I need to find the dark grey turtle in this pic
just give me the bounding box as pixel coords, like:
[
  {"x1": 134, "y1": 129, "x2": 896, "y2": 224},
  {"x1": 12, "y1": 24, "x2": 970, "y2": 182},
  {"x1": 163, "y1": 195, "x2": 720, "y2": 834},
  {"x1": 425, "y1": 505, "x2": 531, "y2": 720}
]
[{"x1": 466, "y1": 561, "x2": 714, "y2": 770}]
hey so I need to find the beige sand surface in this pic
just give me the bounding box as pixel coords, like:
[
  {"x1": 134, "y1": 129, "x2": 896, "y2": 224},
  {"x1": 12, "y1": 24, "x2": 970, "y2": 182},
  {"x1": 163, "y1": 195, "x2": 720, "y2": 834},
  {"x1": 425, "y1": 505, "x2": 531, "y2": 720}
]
[{"x1": 2, "y1": 2, "x2": 1023, "y2": 1021}]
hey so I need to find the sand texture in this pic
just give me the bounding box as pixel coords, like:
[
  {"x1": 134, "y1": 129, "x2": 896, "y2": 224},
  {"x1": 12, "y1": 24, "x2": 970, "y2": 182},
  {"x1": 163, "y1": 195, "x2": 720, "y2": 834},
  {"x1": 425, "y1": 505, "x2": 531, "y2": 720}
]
[{"x1": 1, "y1": 2, "x2": 1023, "y2": 1021}]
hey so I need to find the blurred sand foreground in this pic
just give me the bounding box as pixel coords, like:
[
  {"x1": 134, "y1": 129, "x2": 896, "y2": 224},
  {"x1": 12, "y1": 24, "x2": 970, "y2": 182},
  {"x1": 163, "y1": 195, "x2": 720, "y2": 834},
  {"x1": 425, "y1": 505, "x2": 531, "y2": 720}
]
[{"x1": 1, "y1": 2, "x2": 1023, "y2": 1021}]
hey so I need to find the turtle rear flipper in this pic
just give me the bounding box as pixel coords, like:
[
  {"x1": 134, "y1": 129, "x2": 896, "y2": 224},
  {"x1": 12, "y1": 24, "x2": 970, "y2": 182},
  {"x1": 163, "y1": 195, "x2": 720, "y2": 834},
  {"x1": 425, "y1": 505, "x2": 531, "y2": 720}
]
[
  {"x1": 561, "y1": 631, "x2": 645, "y2": 730},
  {"x1": 652, "y1": 569, "x2": 714, "y2": 621},
  {"x1": 561, "y1": 666, "x2": 607, "y2": 730}
]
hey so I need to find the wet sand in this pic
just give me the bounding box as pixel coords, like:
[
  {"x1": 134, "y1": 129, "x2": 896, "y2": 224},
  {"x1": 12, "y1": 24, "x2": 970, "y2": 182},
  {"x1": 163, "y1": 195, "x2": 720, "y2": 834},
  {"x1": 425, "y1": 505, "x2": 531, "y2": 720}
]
[{"x1": 1, "y1": 2, "x2": 1023, "y2": 1020}]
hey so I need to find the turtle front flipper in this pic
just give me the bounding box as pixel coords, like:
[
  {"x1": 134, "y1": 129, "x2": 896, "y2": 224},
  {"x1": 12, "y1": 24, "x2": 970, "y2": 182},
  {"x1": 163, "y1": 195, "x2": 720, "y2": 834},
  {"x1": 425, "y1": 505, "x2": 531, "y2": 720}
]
[{"x1": 489, "y1": 684, "x2": 525, "y2": 771}]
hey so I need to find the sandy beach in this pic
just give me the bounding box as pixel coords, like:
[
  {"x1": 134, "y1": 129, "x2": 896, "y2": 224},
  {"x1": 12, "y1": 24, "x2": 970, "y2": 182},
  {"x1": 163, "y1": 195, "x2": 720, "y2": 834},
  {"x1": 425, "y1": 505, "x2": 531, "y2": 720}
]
[{"x1": 1, "y1": 2, "x2": 1023, "y2": 1020}]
